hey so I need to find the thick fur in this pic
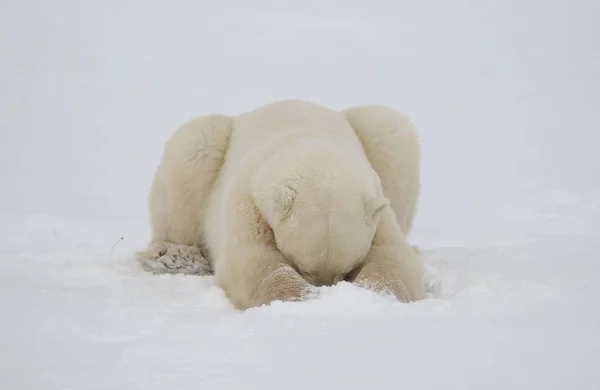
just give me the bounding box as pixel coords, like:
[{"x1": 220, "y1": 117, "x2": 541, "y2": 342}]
[
  {"x1": 343, "y1": 106, "x2": 420, "y2": 235},
  {"x1": 136, "y1": 100, "x2": 424, "y2": 309}
]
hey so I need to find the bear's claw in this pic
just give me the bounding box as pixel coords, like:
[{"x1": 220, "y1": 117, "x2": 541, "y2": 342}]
[{"x1": 136, "y1": 242, "x2": 213, "y2": 276}]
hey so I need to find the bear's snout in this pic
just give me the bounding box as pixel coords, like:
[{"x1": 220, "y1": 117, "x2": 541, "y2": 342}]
[{"x1": 302, "y1": 271, "x2": 345, "y2": 287}]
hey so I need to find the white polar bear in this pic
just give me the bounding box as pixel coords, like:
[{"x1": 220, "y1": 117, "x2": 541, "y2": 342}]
[{"x1": 136, "y1": 100, "x2": 424, "y2": 310}]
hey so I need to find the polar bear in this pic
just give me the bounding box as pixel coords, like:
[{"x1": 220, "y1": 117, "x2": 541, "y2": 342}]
[{"x1": 136, "y1": 100, "x2": 424, "y2": 310}]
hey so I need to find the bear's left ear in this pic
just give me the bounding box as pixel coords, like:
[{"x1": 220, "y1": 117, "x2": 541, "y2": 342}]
[
  {"x1": 272, "y1": 184, "x2": 297, "y2": 218},
  {"x1": 363, "y1": 195, "x2": 389, "y2": 226}
]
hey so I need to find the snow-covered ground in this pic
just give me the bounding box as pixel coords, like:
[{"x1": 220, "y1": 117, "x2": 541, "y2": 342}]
[{"x1": 1, "y1": 1, "x2": 599, "y2": 389}]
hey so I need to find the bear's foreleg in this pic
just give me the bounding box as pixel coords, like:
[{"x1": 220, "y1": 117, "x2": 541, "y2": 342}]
[
  {"x1": 218, "y1": 243, "x2": 318, "y2": 310},
  {"x1": 351, "y1": 209, "x2": 425, "y2": 302}
]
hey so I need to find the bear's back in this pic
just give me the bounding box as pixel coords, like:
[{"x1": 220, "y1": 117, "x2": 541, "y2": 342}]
[{"x1": 230, "y1": 100, "x2": 366, "y2": 159}]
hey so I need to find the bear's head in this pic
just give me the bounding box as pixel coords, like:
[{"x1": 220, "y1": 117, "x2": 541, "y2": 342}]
[{"x1": 252, "y1": 143, "x2": 389, "y2": 287}]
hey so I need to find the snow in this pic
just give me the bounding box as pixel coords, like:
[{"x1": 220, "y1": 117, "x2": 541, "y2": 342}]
[{"x1": 1, "y1": 1, "x2": 600, "y2": 389}]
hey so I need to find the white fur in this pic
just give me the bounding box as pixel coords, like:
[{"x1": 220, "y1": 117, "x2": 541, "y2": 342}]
[{"x1": 136, "y1": 100, "x2": 424, "y2": 309}]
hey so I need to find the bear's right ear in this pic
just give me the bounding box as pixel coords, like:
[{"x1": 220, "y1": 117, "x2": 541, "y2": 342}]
[
  {"x1": 364, "y1": 195, "x2": 389, "y2": 226},
  {"x1": 272, "y1": 184, "x2": 297, "y2": 218}
]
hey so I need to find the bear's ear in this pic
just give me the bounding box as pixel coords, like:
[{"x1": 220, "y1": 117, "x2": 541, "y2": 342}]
[
  {"x1": 363, "y1": 195, "x2": 389, "y2": 226},
  {"x1": 272, "y1": 184, "x2": 297, "y2": 218}
]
